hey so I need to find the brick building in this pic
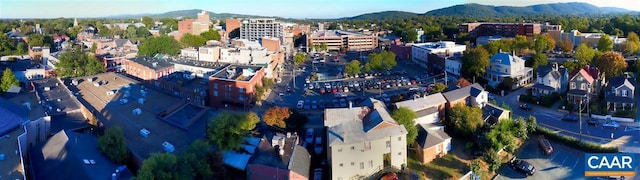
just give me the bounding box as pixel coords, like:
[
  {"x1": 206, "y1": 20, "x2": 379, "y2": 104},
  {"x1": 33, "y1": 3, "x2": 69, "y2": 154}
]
[
  {"x1": 261, "y1": 37, "x2": 280, "y2": 52},
  {"x1": 225, "y1": 19, "x2": 241, "y2": 39},
  {"x1": 459, "y1": 23, "x2": 542, "y2": 42},
  {"x1": 123, "y1": 56, "x2": 175, "y2": 80},
  {"x1": 208, "y1": 65, "x2": 264, "y2": 108}
]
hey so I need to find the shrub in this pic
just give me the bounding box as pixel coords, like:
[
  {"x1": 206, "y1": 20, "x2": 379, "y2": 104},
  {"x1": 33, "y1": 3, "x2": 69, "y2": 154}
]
[{"x1": 534, "y1": 126, "x2": 618, "y2": 153}]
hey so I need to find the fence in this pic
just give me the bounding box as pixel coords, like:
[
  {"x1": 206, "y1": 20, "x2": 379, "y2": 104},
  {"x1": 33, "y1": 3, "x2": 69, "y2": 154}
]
[{"x1": 590, "y1": 114, "x2": 634, "y2": 123}]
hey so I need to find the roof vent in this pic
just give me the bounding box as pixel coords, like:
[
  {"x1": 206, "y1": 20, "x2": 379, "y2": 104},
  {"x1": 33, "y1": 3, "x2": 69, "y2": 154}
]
[
  {"x1": 119, "y1": 98, "x2": 128, "y2": 104},
  {"x1": 138, "y1": 98, "x2": 145, "y2": 104},
  {"x1": 140, "y1": 129, "x2": 150, "y2": 138},
  {"x1": 162, "y1": 142, "x2": 175, "y2": 153},
  {"x1": 132, "y1": 108, "x2": 141, "y2": 115}
]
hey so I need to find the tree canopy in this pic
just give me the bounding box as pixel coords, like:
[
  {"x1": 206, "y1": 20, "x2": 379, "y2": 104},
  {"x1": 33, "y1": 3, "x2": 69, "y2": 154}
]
[
  {"x1": 597, "y1": 34, "x2": 614, "y2": 52},
  {"x1": 207, "y1": 112, "x2": 260, "y2": 151},
  {"x1": 447, "y1": 104, "x2": 484, "y2": 137},
  {"x1": 593, "y1": 51, "x2": 627, "y2": 79},
  {"x1": 97, "y1": 126, "x2": 129, "y2": 164},
  {"x1": 1, "y1": 68, "x2": 19, "y2": 93},
  {"x1": 293, "y1": 53, "x2": 308, "y2": 65},
  {"x1": 55, "y1": 48, "x2": 104, "y2": 78},
  {"x1": 430, "y1": 82, "x2": 447, "y2": 94},
  {"x1": 138, "y1": 35, "x2": 182, "y2": 56},
  {"x1": 27, "y1": 34, "x2": 46, "y2": 47},
  {"x1": 365, "y1": 51, "x2": 397, "y2": 71},
  {"x1": 263, "y1": 106, "x2": 291, "y2": 128},
  {"x1": 201, "y1": 29, "x2": 221, "y2": 41},
  {"x1": 526, "y1": 52, "x2": 548, "y2": 70},
  {"x1": 461, "y1": 47, "x2": 490, "y2": 80},
  {"x1": 391, "y1": 107, "x2": 418, "y2": 145},
  {"x1": 345, "y1": 60, "x2": 362, "y2": 75},
  {"x1": 137, "y1": 153, "x2": 180, "y2": 180},
  {"x1": 141, "y1": 16, "x2": 154, "y2": 28},
  {"x1": 180, "y1": 33, "x2": 206, "y2": 47}
]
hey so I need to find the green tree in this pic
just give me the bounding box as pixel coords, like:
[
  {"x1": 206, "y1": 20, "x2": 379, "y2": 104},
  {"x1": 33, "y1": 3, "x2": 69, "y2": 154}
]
[
  {"x1": 180, "y1": 33, "x2": 206, "y2": 47},
  {"x1": 597, "y1": 34, "x2": 614, "y2": 52},
  {"x1": 90, "y1": 42, "x2": 97, "y2": 53},
  {"x1": 15, "y1": 42, "x2": 27, "y2": 55},
  {"x1": 345, "y1": 60, "x2": 362, "y2": 75},
  {"x1": 527, "y1": 116, "x2": 537, "y2": 133},
  {"x1": 405, "y1": 29, "x2": 418, "y2": 43},
  {"x1": 594, "y1": 51, "x2": 627, "y2": 79},
  {"x1": 97, "y1": 126, "x2": 130, "y2": 164},
  {"x1": 514, "y1": 35, "x2": 532, "y2": 52},
  {"x1": 124, "y1": 25, "x2": 137, "y2": 39},
  {"x1": 293, "y1": 53, "x2": 308, "y2": 65},
  {"x1": 483, "y1": 148, "x2": 500, "y2": 172},
  {"x1": 207, "y1": 112, "x2": 260, "y2": 151},
  {"x1": 320, "y1": 42, "x2": 328, "y2": 51},
  {"x1": 136, "y1": 26, "x2": 150, "y2": 39},
  {"x1": 97, "y1": 25, "x2": 113, "y2": 37},
  {"x1": 0, "y1": 68, "x2": 19, "y2": 93},
  {"x1": 461, "y1": 47, "x2": 490, "y2": 80},
  {"x1": 391, "y1": 107, "x2": 418, "y2": 145},
  {"x1": 515, "y1": 117, "x2": 529, "y2": 140},
  {"x1": 431, "y1": 82, "x2": 447, "y2": 94},
  {"x1": 0, "y1": 34, "x2": 15, "y2": 55},
  {"x1": 137, "y1": 153, "x2": 180, "y2": 180},
  {"x1": 527, "y1": 52, "x2": 548, "y2": 70},
  {"x1": 178, "y1": 140, "x2": 213, "y2": 179},
  {"x1": 28, "y1": 34, "x2": 45, "y2": 47},
  {"x1": 55, "y1": 48, "x2": 104, "y2": 77},
  {"x1": 619, "y1": 41, "x2": 639, "y2": 55},
  {"x1": 534, "y1": 34, "x2": 556, "y2": 53},
  {"x1": 381, "y1": 51, "x2": 397, "y2": 70},
  {"x1": 447, "y1": 104, "x2": 484, "y2": 137},
  {"x1": 141, "y1": 16, "x2": 154, "y2": 28},
  {"x1": 574, "y1": 43, "x2": 596, "y2": 68},
  {"x1": 201, "y1": 29, "x2": 221, "y2": 41},
  {"x1": 138, "y1": 35, "x2": 182, "y2": 56},
  {"x1": 470, "y1": 159, "x2": 483, "y2": 177}
]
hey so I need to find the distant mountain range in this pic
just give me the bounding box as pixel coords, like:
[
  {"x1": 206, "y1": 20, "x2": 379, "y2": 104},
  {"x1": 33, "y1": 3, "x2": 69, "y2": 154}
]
[{"x1": 103, "y1": 2, "x2": 637, "y2": 20}]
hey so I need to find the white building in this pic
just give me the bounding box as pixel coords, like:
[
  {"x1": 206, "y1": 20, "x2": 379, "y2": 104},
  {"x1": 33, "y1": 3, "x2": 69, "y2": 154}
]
[
  {"x1": 180, "y1": 46, "x2": 220, "y2": 62},
  {"x1": 411, "y1": 41, "x2": 466, "y2": 69},
  {"x1": 485, "y1": 52, "x2": 534, "y2": 89},
  {"x1": 240, "y1": 18, "x2": 284, "y2": 42},
  {"x1": 444, "y1": 56, "x2": 463, "y2": 80},
  {"x1": 325, "y1": 99, "x2": 407, "y2": 180},
  {"x1": 394, "y1": 93, "x2": 447, "y2": 125}
]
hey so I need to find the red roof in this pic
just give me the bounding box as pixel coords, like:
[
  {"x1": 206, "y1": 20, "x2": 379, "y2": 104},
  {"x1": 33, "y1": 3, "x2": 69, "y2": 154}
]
[{"x1": 570, "y1": 66, "x2": 600, "y2": 83}]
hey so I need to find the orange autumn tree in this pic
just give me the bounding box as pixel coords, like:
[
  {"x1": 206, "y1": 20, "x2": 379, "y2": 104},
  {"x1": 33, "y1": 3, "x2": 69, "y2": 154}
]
[{"x1": 263, "y1": 106, "x2": 291, "y2": 128}]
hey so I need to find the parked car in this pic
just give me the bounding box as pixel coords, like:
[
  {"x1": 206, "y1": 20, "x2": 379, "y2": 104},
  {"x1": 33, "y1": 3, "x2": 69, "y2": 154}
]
[
  {"x1": 314, "y1": 168, "x2": 323, "y2": 180},
  {"x1": 311, "y1": 100, "x2": 318, "y2": 109},
  {"x1": 602, "y1": 121, "x2": 620, "y2": 129},
  {"x1": 587, "y1": 119, "x2": 599, "y2": 126},
  {"x1": 561, "y1": 114, "x2": 579, "y2": 122},
  {"x1": 519, "y1": 104, "x2": 532, "y2": 111},
  {"x1": 314, "y1": 137, "x2": 323, "y2": 154},
  {"x1": 510, "y1": 157, "x2": 536, "y2": 176},
  {"x1": 296, "y1": 100, "x2": 304, "y2": 109},
  {"x1": 538, "y1": 136, "x2": 554, "y2": 155},
  {"x1": 305, "y1": 128, "x2": 314, "y2": 144},
  {"x1": 304, "y1": 100, "x2": 311, "y2": 110}
]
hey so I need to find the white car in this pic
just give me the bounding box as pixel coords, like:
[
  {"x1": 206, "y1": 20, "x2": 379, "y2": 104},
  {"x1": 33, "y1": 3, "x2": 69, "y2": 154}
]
[
  {"x1": 314, "y1": 137, "x2": 323, "y2": 154},
  {"x1": 602, "y1": 121, "x2": 620, "y2": 129},
  {"x1": 297, "y1": 100, "x2": 304, "y2": 109},
  {"x1": 305, "y1": 128, "x2": 315, "y2": 144}
]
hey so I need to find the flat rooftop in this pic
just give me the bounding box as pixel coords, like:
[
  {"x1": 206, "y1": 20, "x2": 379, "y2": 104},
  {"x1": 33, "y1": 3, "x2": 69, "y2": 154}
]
[
  {"x1": 128, "y1": 56, "x2": 174, "y2": 71},
  {"x1": 0, "y1": 127, "x2": 25, "y2": 180},
  {"x1": 211, "y1": 65, "x2": 262, "y2": 82},
  {"x1": 172, "y1": 58, "x2": 229, "y2": 71},
  {"x1": 33, "y1": 78, "x2": 81, "y2": 114},
  {"x1": 67, "y1": 72, "x2": 209, "y2": 159},
  {"x1": 310, "y1": 30, "x2": 370, "y2": 38},
  {"x1": 160, "y1": 71, "x2": 210, "y2": 89}
]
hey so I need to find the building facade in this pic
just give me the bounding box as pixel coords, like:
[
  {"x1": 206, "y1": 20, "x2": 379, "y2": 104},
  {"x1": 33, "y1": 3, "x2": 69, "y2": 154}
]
[
  {"x1": 123, "y1": 57, "x2": 175, "y2": 80},
  {"x1": 411, "y1": 41, "x2": 466, "y2": 71},
  {"x1": 605, "y1": 73, "x2": 635, "y2": 112},
  {"x1": 459, "y1": 23, "x2": 542, "y2": 40},
  {"x1": 306, "y1": 30, "x2": 378, "y2": 52},
  {"x1": 208, "y1": 65, "x2": 265, "y2": 108},
  {"x1": 485, "y1": 52, "x2": 533, "y2": 89},
  {"x1": 532, "y1": 63, "x2": 569, "y2": 96},
  {"x1": 567, "y1": 66, "x2": 605, "y2": 105},
  {"x1": 240, "y1": 18, "x2": 284, "y2": 42}
]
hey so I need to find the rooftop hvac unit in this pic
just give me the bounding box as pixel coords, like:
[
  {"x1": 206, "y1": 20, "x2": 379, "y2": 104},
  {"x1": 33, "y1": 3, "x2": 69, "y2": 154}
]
[
  {"x1": 138, "y1": 98, "x2": 145, "y2": 104},
  {"x1": 132, "y1": 108, "x2": 141, "y2": 115},
  {"x1": 140, "y1": 90, "x2": 147, "y2": 97},
  {"x1": 162, "y1": 142, "x2": 175, "y2": 153},
  {"x1": 271, "y1": 135, "x2": 285, "y2": 148},
  {"x1": 71, "y1": 79, "x2": 79, "y2": 86},
  {"x1": 139, "y1": 129, "x2": 150, "y2": 138},
  {"x1": 106, "y1": 90, "x2": 115, "y2": 96},
  {"x1": 87, "y1": 77, "x2": 94, "y2": 82},
  {"x1": 93, "y1": 82, "x2": 100, "y2": 87},
  {"x1": 44, "y1": 87, "x2": 51, "y2": 91},
  {"x1": 119, "y1": 98, "x2": 128, "y2": 104}
]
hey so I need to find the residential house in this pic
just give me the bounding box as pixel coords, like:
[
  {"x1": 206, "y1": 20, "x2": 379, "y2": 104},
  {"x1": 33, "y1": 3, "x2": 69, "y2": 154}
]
[
  {"x1": 414, "y1": 124, "x2": 451, "y2": 164},
  {"x1": 482, "y1": 103, "x2": 511, "y2": 126},
  {"x1": 485, "y1": 52, "x2": 533, "y2": 89},
  {"x1": 532, "y1": 63, "x2": 569, "y2": 96},
  {"x1": 324, "y1": 98, "x2": 408, "y2": 180},
  {"x1": 246, "y1": 133, "x2": 311, "y2": 180},
  {"x1": 605, "y1": 73, "x2": 635, "y2": 112},
  {"x1": 567, "y1": 65, "x2": 605, "y2": 104},
  {"x1": 394, "y1": 93, "x2": 447, "y2": 125},
  {"x1": 442, "y1": 83, "x2": 488, "y2": 109}
]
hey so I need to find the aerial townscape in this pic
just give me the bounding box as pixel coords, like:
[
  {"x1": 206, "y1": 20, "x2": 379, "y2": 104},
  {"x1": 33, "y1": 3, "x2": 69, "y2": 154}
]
[{"x1": 1, "y1": 0, "x2": 640, "y2": 180}]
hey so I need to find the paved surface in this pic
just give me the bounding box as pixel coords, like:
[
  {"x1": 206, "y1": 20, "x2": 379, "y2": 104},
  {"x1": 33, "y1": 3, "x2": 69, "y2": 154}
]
[{"x1": 494, "y1": 86, "x2": 640, "y2": 153}]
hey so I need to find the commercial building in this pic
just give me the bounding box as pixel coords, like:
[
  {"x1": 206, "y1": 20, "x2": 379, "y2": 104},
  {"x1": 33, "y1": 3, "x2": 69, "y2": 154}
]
[
  {"x1": 547, "y1": 29, "x2": 623, "y2": 48},
  {"x1": 459, "y1": 23, "x2": 543, "y2": 40},
  {"x1": 261, "y1": 37, "x2": 281, "y2": 52},
  {"x1": 123, "y1": 56, "x2": 175, "y2": 80},
  {"x1": 176, "y1": 11, "x2": 211, "y2": 40},
  {"x1": 324, "y1": 98, "x2": 407, "y2": 180},
  {"x1": 208, "y1": 65, "x2": 265, "y2": 108},
  {"x1": 306, "y1": 30, "x2": 378, "y2": 52},
  {"x1": 180, "y1": 46, "x2": 221, "y2": 62},
  {"x1": 240, "y1": 18, "x2": 284, "y2": 42},
  {"x1": 411, "y1": 41, "x2": 466, "y2": 71}
]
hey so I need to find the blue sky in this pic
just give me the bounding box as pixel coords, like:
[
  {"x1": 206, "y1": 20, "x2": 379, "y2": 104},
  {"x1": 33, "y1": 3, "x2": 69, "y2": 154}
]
[{"x1": 1, "y1": 0, "x2": 639, "y2": 19}]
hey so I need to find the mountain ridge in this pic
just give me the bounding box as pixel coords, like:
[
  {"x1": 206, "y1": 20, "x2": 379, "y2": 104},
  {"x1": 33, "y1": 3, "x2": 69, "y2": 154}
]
[{"x1": 423, "y1": 2, "x2": 636, "y2": 17}]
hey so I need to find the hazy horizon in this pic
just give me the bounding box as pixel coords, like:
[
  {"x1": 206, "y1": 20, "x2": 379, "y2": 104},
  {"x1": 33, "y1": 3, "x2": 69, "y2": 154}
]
[{"x1": 1, "y1": 0, "x2": 639, "y2": 19}]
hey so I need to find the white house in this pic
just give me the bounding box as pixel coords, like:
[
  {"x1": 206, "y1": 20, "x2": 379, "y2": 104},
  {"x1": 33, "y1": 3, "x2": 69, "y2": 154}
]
[
  {"x1": 485, "y1": 52, "x2": 533, "y2": 89},
  {"x1": 442, "y1": 83, "x2": 488, "y2": 108},
  {"x1": 532, "y1": 63, "x2": 569, "y2": 96},
  {"x1": 394, "y1": 93, "x2": 447, "y2": 125},
  {"x1": 411, "y1": 41, "x2": 466, "y2": 69},
  {"x1": 324, "y1": 98, "x2": 407, "y2": 180}
]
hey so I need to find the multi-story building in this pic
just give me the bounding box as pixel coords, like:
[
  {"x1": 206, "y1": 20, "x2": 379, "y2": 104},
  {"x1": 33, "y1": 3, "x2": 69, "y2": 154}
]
[
  {"x1": 485, "y1": 52, "x2": 534, "y2": 89},
  {"x1": 547, "y1": 29, "x2": 622, "y2": 48},
  {"x1": 225, "y1": 18, "x2": 242, "y2": 40},
  {"x1": 180, "y1": 46, "x2": 220, "y2": 62},
  {"x1": 411, "y1": 41, "x2": 466, "y2": 71},
  {"x1": 261, "y1": 37, "x2": 280, "y2": 52},
  {"x1": 208, "y1": 65, "x2": 265, "y2": 108},
  {"x1": 459, "y1": 23, "x2": 543, "y2": 41},
  {"x1": 442, "y1": 83, "x2": 488, "y2": 109},
  {"x1": 605, "y1": 73, "x2": 635, "y2": 112},
  {"x1": 240, "y1": 18, "x2": 284, "y2": 42},
  {"x1": 123, "y1": 56, "x2": 175, "y2": 80},
  {"x1": 394, "y1": 93, "x2": 447, "y2": 125},
  {"x1": 532, "y1": 63, "x2": 569, "y2": 96},
  {"x1": 176, "y1": 11, "x2": 211, "y2": 40},
  {"x1": 28, "y1": 46, "x2": 50, "y2": 63},
  {"x1": 324, "y1": 98, "x2": 407, "y2": 180},
  {"x1": 306, "y1": 30, "x2": 378, "y2": 52},
  {"x1": 567, "y1": 65, "x2": 605, "y2": 105}
]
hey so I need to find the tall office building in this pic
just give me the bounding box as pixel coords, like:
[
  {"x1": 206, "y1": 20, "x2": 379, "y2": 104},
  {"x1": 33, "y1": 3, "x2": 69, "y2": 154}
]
[{"x1": 240, "y1": 18, "x2": 284, "y2": 42}]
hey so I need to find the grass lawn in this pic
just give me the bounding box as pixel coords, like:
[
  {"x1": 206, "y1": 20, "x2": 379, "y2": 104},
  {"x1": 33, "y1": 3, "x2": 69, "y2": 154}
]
[{"x1": 408, "y1": 153, "x2": 469, "y2": 180}]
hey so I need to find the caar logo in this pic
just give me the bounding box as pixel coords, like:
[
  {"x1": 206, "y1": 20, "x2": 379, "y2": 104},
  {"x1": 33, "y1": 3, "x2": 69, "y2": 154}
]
[{"x1": 585, "y1": 153, "x2": 637, "y2": 177}]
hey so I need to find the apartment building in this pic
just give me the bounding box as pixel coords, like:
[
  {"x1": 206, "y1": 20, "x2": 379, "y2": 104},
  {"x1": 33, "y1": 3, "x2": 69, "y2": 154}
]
[
  {"x1": 411, "y1": 41, "x2": 466, "y2": 71},
  {"x1": 180, "y1": 46, "x2": 221, "y2": 62},
  {"x1": 547, "y1": 29, "x2": 622, "y2": 48},
  {"x1": 208, "y1": 65, "x2": 265, "y2": 108},
  {"x1": 176, "y1": 11, "x2": 211, "y2": 40},
  {"x1": 459, "y1": 23, "x2": 542, "y2": 40},
  {"x1": 123, "y1": 56, "x2": 175, "y2": 80},
  {"x1": 240, "y1": 18, "x2": 284, "y2": 42},
  {"x1": 324, "y1": 98, "x2": 407, "y2": 180},
  {"x1": 485, "y1": 52, "x2": 534, "y2": 89},
  {"x1": 306, "y1": 30, "x2": 378, "y2": 52}
]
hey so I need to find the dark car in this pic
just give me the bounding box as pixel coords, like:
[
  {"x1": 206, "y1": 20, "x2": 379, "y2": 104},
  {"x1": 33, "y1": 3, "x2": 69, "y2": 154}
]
[
  {"x1": 519, "y1": 104, "x2": 532, "y2": 111},
  {"x1": 561, "y1": 114, "x2": 579, "y2": 122},
  {"x1": 538, "y1": 136, "x2": 554, "y2": 155},
  {"x1": 587, "y1": 118, "x2": 599, "y2": 126},
  {"x1": 510, "y1": 158, "x2": 536, "y2": 176}
]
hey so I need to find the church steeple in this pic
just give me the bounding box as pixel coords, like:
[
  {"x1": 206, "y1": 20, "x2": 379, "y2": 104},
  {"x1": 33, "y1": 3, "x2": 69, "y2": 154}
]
[{"x1": 73, "y1": 18, "x2": 78, "y2": 27}]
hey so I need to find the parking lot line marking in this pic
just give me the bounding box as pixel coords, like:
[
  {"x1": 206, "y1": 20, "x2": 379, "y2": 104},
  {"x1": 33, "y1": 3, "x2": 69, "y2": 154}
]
[
  {"x1": 550, "y1": 151, "x2": 559, "y2": 161},
  {"x1": 572, "y1": 159, "x2": 579, "y2": 169},
  {"x1": 560, "y1": 156, "x2": 569, "y2": 166}
]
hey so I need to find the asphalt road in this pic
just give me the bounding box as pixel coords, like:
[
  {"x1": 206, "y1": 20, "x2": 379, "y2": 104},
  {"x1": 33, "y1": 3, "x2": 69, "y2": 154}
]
[{"x1": 494, "y1": 86, "x2": 640, "y2": 153}]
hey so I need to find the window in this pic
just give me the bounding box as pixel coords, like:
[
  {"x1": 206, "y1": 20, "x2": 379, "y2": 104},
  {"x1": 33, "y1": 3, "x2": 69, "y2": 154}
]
[
  {"x1": 213, "y1": 83, "x2": 218, "y2": 89},
  {"x1": 213, "y1": 91, "x2": 218, "y2": 97},
  {"x1": 398, "y1": 152, "x2": 402, "y2": 156},
  {"x1": 398, "y1": 137, "x2": 402, "y2": 141},
  {"x1": 386, "y1": 141, "x2": 391, "y2": 148},
  {"x1": 571, "y1": 82, "x2": 576, "y2": 89},
  {"x1": 351, "y1": 146, "x2": 355, "y2": 150},
  {"x1": 622, "y1": 90, "x2": 628, "y2": 97},
  {"x1": 239, "y1": 95, "x2": 245, "y2": 101},
  {"x1": 351, "y1": 162, "x2": 355, "y2": 166},
  {"x1": 360, "y1": 162, "x2": 364, "y2": 169},
  {"x1": 339, "y1": 163, "x2": 343, "y2": 167},
  {"x1": 364, "y1": 142, "x2": 371, "y2": 150},
  {"x1": 338, "y1": 147, "x2": 342, "y2": 152},
  {"x1": 239, "y1": 87, "x2": 245, "y2": 93},
  {"x1": 369, "y1": 160, "x2": 373, "y2": 167}
]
